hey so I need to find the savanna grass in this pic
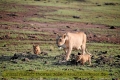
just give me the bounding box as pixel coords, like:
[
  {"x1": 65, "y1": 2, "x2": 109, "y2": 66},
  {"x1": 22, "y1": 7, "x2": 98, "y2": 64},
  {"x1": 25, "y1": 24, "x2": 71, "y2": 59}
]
[
  {"x1": 1, "y1": 0, "x2": 119, "y2": 26},
  {"x1": 0, "y1": 0, "x2": 120, "y2": 79}
]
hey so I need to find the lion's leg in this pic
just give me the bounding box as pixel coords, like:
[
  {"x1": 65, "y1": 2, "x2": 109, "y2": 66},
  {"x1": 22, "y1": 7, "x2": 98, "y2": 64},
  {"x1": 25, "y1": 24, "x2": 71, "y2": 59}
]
[
  {"x1": 65, "y1": 48, "x2": 72, "y2": 61},
  {"x1": 81, "y1": 45, "x2": 86, "y2": 54},
  {"x1": 63, "y1": 48, "x2": 69, "y2": 61},
  {"x1": 82, "y1": 34, "x2": 87, "y2": 54}
]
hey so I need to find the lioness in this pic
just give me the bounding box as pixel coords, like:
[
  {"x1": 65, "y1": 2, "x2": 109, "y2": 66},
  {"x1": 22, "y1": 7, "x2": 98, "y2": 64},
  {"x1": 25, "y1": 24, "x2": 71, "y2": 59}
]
[
  {"x1": 56, "y1": 32, "x2": 87, "y2": 61},
  {"x1": 76, "y1": 54, "x2": 91, "y2": 65},
  {"x1": 33, "y1": 45, "x2": 41, "y2": 55}
]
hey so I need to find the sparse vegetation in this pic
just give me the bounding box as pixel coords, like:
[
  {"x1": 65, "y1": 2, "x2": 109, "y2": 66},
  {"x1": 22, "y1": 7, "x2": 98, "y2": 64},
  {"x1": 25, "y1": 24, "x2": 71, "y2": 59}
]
[{"x1": 0, "y1": 0, "x2": 120, "y2": 79}]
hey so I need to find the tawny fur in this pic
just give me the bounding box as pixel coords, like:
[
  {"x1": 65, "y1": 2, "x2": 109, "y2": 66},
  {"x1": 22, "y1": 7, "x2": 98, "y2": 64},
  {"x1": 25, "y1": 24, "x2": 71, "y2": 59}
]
[
  {"x1": 76, "y1": 54, "x2": 91, "y2": 65},
  {"x1": 33, "y1": 45, "x2": 41, "y2": 55},
  {"x1": 56, "y1": 32, "x2": 87, "y2": 61}
]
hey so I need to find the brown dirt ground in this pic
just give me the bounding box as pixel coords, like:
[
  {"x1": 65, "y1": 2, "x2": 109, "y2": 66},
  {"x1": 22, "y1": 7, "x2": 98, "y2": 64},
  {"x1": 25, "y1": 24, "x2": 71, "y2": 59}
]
[{"x1": 0, "y1": 3, "x2": 120, "y2": 44}]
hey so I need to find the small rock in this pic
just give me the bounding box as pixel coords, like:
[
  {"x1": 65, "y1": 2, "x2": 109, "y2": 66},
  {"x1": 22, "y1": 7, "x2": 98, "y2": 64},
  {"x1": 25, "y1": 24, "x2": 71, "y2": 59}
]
[
  {"x1": 102, "y1": 51, "x2": 107, "y2": 54},
  {"x1": 41, "y1": 52, "x2": 48, "y2": 56},
  {"x1": 93, "y1": 35, "x2": 97, "y2": 37},
  {"x1": 97, "y1": 4, "x2": 101, "y2": 6},
  {"x1": 44, "y1": 61, "x2": 48, "y2": 64},
  {"x1": 27, "y1": 69, "x2": 35, "y2": 72},
  {"x1": 66, "y1": 26, "x2": 70, "y2": 28},
  {"x1": 109, "y1": 26, "x2": 116, "y2": 29},
  {"x1": 22, "y1": 58, "x2": 30, "y2": 62},
  {"x1": 73, "y1": 16, "x2": 80, "y2": 19},
  {"x1": 104, "y1": 3, "x2": 116, "y2": 5},
  {"x1": 0, "y1": 16, "x2": 2, "y2": 18},
  {"x1": 2, "y1": 44, "x2": 7, "y2": 47},
  {"x1": 6, "y1": 13, "x2": 17, "y2": 17},
  {"x1": 112, "y1": 78, "x2": 119, "y2": 80},
  {"x1": 116, "y1": 55, "x2": 120, "y2": 58},
  {"x1": 11, "y1": 53, "x2": 19, "y2": 60}
]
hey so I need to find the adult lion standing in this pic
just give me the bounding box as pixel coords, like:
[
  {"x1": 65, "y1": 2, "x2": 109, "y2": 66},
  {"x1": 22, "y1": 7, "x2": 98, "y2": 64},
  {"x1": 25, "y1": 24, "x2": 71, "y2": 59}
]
[{"x1": 56, "y1": 32, "x2": 87, "y2": 61}]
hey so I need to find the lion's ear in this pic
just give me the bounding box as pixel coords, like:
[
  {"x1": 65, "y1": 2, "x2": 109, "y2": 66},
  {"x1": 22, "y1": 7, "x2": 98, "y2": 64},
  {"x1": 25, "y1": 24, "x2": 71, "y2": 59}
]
[{"x1": 63, "y1": 33, "x2": 67, "y2": 38}]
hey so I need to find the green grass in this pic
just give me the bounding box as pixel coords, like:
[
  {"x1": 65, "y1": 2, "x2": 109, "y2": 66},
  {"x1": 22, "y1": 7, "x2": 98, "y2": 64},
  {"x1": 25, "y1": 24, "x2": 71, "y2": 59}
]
[
  {"x1": 85, "y1": 27, "x2": 120, "y2": 36},
  {"x1": 0, "y1": 41, "x2": 120, "y2": 79},
  {"x1": 0, "y1": 0, "x2": 120, "y2": 26},
  {"x1": 0, "y1": 1, "x2": 27, "y2": 12},
  {"x1": 0, "y1": 0, "x2": 120, "y2": 79},
  {"x1": 87, "y1": 43, "x2": 120, "y2": 55},
  {"x1": 27, "y1": 17, "x2": 57, "y2": 22},
  {"x1": 0, "y1": 21, "x2": 19, "y2": 25}
]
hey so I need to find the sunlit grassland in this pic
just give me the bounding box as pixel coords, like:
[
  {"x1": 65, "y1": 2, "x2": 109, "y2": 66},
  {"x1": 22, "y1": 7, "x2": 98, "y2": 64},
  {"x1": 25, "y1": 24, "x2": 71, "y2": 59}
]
[
  {"x1": 87, "y1": 43, "x2": 120, "y2": 55},
  {"x1": 0, "y1": 1, "x2": 27, "y2": 12},
  {"x1": 1, "y1": 0, "x2": 120, "y2": 26},
  {"x1": 0, "y1": 21, "x2": 19, "y2": 25},
  {"x1": 0, "y1": 0, "x2": 120, "y2": 79},
  {"x1": 84, "y1": 27, "x2": 120, "y2": 36},
  {"x1": 0, "y1": 40, "x2": 120, "y2": 79},
  {"x1": 0, "y1": 39, "x2": 120, "y2": 58},
  {"x1": 23, "y1": 0, "x2": 120, "y2": 27}
]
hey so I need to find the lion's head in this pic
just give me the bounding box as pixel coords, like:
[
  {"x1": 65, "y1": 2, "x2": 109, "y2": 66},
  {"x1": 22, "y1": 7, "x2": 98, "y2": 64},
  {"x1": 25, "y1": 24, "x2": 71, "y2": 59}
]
[{"x1": 56, "y1": 33, "x2": 68, "y2": 48}]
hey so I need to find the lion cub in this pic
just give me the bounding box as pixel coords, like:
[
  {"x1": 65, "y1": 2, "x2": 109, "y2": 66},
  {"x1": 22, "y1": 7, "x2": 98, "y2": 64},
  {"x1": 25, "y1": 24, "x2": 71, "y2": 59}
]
[
  {"x1": 76, "y1": 53, "x2": 91, "y2": 65},
  {"x1": 33, "y1": 45, "x2": 41, "y2": 55}
]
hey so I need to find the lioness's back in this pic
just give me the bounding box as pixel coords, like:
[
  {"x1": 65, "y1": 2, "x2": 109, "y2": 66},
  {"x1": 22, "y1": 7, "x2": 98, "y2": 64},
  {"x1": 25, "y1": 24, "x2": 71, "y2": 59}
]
[{"x1": 67, "y1": 32, "x2": 86, "y2": 45}]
